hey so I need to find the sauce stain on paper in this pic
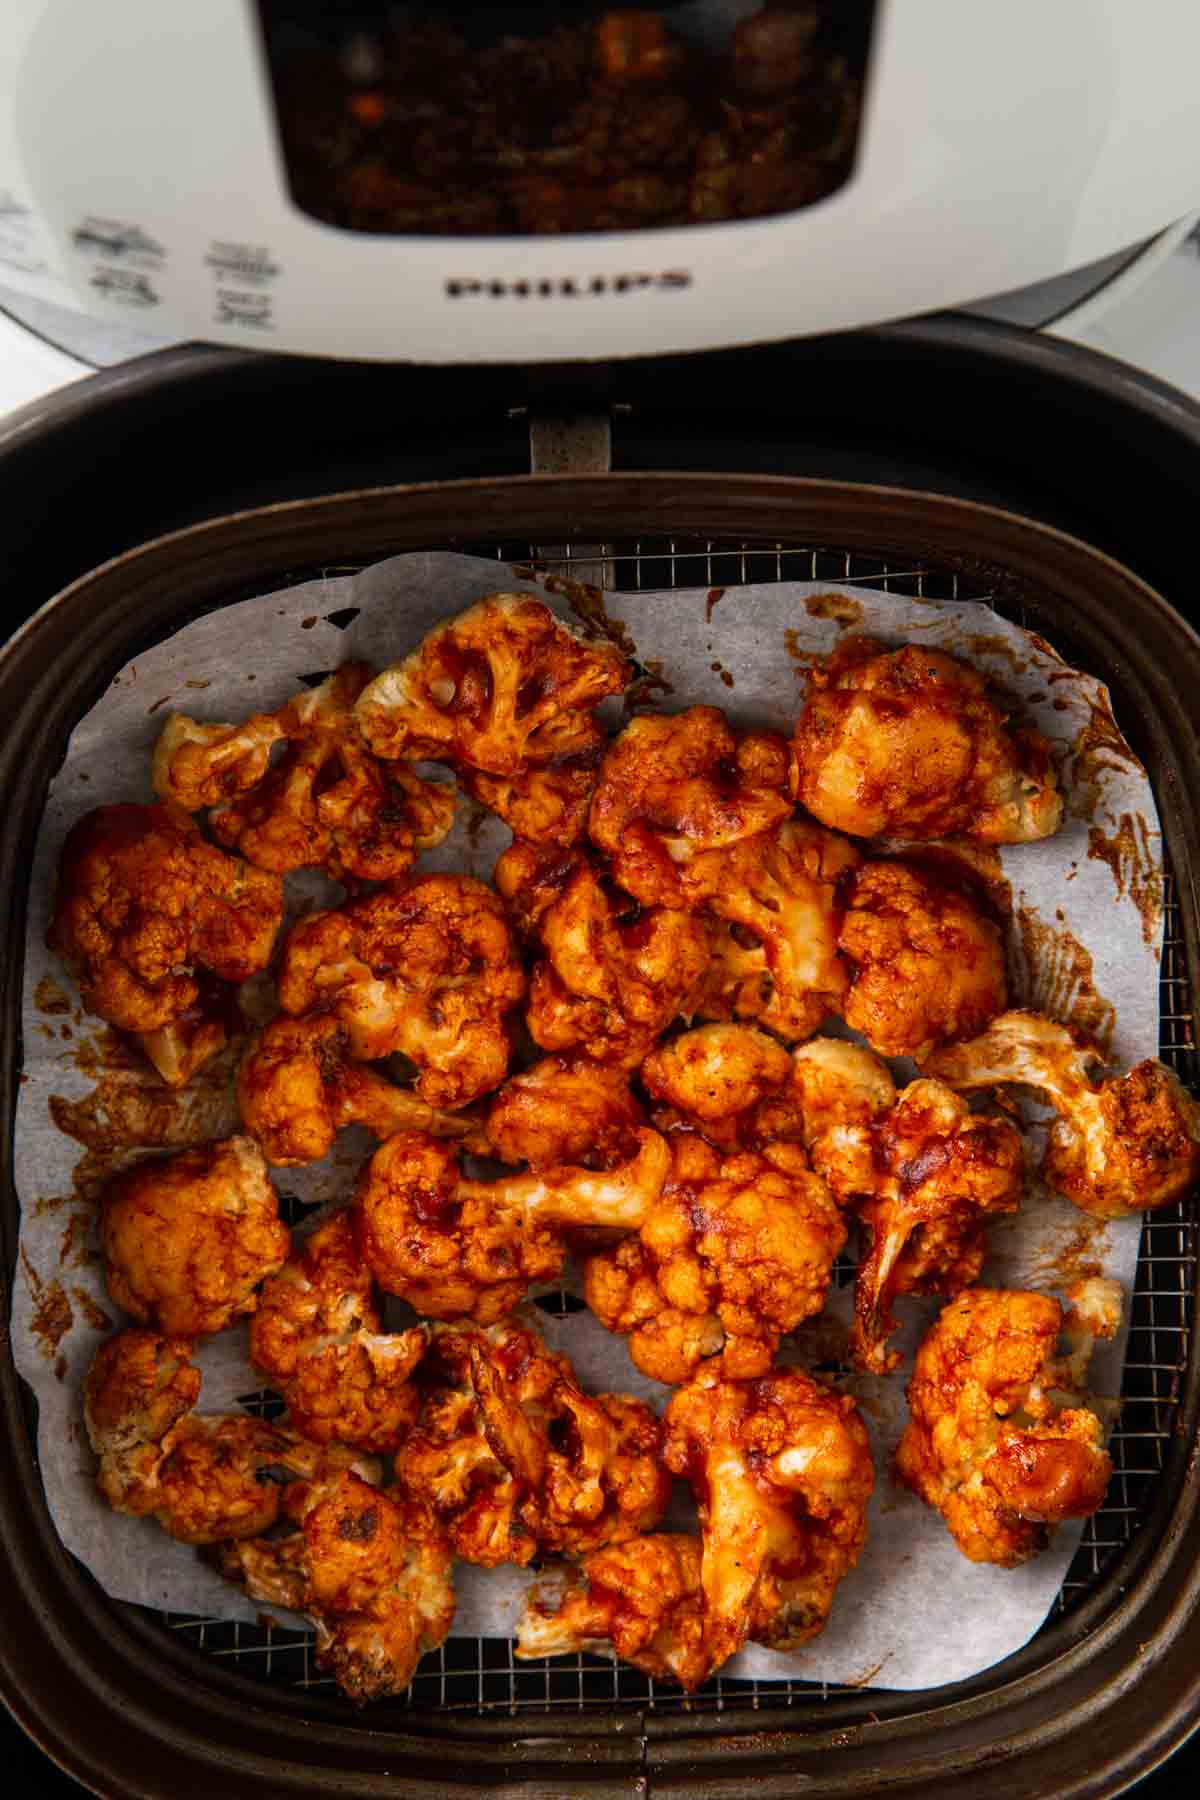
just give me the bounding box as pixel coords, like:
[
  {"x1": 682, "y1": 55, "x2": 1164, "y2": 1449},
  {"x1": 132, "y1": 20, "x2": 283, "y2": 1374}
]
[
  {"x1": 1014, "y1": 904, "x2": 1117, "y2": 1052},
  {"x1": 531, "y1": 570, "x2": 640, "y2": 663},
  {"x1": 804, "y1": 592, "x2": 863, "y2": 627},
  {"x1": 783, "y1": 628, "x2": 822, "y2": 687},
  {"x1": 622, "y1": 659, "x2": 674, "y2": 714},
  {"x1": 72, "y1": 1287, "x2": 112, "y2": 1334},
  {"x1": 962, "y1": 633, "x2": 1031, "y2": 678},
  {"x1": 1069, "y1": 689, "x2": 1145, "y2": 822},
  {"x1": 22, "y1": 1248, "x2": 74, "y2": 1362},
  {"x1": 1087, "y1": 812, "x2": 1163, "y2": 948}
]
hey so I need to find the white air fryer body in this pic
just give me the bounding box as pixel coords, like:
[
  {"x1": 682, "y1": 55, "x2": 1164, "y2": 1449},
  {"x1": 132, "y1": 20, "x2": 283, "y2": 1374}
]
[{"x1": 2, "y1": 0, "x2": 1200, "y2": 364}]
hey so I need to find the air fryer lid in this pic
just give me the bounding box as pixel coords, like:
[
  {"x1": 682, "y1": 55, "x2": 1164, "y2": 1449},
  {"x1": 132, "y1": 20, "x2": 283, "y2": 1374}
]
[{"x1": 254, "y1": 0, "x2": 875, "y2": 238}]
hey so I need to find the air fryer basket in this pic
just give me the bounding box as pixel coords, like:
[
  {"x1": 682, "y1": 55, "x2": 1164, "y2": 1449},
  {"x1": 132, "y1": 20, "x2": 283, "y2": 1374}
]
[{"x1": 1, "y1": 474, "x2": 1198, "y2": 1799}]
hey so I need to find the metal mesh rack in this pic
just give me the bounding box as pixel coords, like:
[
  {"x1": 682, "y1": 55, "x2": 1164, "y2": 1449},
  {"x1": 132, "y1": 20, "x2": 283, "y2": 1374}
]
[{"x1": 156, "y1": 536, "x2": 1197, "y2": 1717}]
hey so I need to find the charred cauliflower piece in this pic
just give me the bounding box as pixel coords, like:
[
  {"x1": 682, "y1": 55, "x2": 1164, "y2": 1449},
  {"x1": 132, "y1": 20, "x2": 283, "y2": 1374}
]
[
  {"x1": 238, "y1": 1013, "x2": 488, "y2": 1167},
  {"x1": 896, "y1": 1283, "x2": 1120, "y2": 1565},
  {"x1": 663, "y1": 1364, "x2": 874, "y2": 1672},
  {"x1": 811, "y1": 1079, "x2": 1024, "y2": 1373},
  {"x1": 517, "y1": 1535, "x2": 711, "y2": 1690},
  {"x1": 48, "y1": 802, "x2": 283, "y2": 1080},
  {"x1": 218, "y1": 1468, "x2": 455, "y2": 1705},
  {"x1": 486, "y1": 1054, "x2": 643, "y2": 1170},
  {"x1": 396, "y1": 1318, "x2": 669, "y2": 1566},
  {"x1": 154, "y1": 663, "x2": 455, "y2": 882},
  {"x1": 356, "y1": 1128, "x2": 670, "y2": 1322},
  {"x1": 356, "y1": 595, "x2": 629, "y2": 782},
  {"x1": 294, "y1": 1471, "x2": 455, "y2": 1704},
  {"x1": 99, "y1": 1135, "x2": 289, "y2": 1338},
  {"x1": 792, "y1": 637, "x2": 1063, "y2": 843},
  {"x1": 694, "y1": 819, "x2": 860, "y2": 1043},
  {"x1": 278, "y1": 874, "x2": 524, "y2": 1106},
  {"x1": 84, "y1": 1329, "x2": 329, "y2": 1544},
  {"x1": 587, "y1": 707, "x2": 791, "y2": 908},
  {"x1": 583, "y1": 1133, "x2": 845, "y2": 1383},
  {"x1": 838, "y1": 860, "x2": 1008, "y2": 1061},
  {"x1": 524, "y1": 856, "x2": 710, "y2": 1068},
  {"x1": 251, "y1": 1210, "x2": 427, "y2": 1454},
  {"x1": 928, "y1": 1010, "x2": 1200, "y2": 1219}
]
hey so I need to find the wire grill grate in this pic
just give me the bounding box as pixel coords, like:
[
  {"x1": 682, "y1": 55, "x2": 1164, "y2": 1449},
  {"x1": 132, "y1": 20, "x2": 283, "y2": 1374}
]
[{"x1": 159, "y1": 536, "x2": 1196, "y2": 1715}]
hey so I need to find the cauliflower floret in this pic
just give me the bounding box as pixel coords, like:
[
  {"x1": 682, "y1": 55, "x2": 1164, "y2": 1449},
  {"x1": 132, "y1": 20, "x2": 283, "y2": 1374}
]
[
  {"x1": 218, "y1": 1469, "x2": 455, "y2": 1706},
  {"x1": 250, "y1": 1209, "x2": 372, "y2": 1376},
  {"x1": 463, "y1": 742, "x2": 604, "y2": 845},
  {"x1": 238, "y1": 1013, "x2": 488, "y2": 1167},
  {"x1": 517, "y1": 1535, "x2": 711, "y2": 1690},
  {"x1": 642, "y1": 1022, "x2": 802, "y2": 1155},
  {"x1": 83, "y1": 1328, "x2": 201, "y2": 1517},
  {"x1": 694, "y1": 819, "x2": 860, "y2": 1043},
  {"x1": 149, "y1": 1415, "x2": 312, "y2": 1546},
  {"x1": 396, "y1": 1318, "x2": 669, "y2": 1565},
  {"x1": 525, "y1": 857, "x2": 710, "y2": 1068},
  {"x1": 895, "y1": 1285, "x2": 1119, "y2": 1565},
  {"x1": 151, "y1": 711, "x2": 283, "y2": 812},
  {"x1": 277, "y1": 874, "x2": 525, "y2": 1107},
  {"x1": 493, "y1": 839, "x2": 589, "y2": 943},
  {"x1": 784, "y1": 1037, "x2": 897, "y2": 1144},
  {"x1": 356, "y1": 594, "x2": 629, "y2": 776},
  {"x1": 647, "y1": 1032, "x2": 895, "y2": 1159},
  {"x1": 355, "y1": 1128, "x2": 670, "y2": 1322},
  {"x1": 84, "y1": 1329, "x2": 327, "y2": 1543},
  {"x1": 792, "y1": 637, "x2": 1063, "y2": 842},
  {"x1": 395, "y1": 1384, "x2": 519, "y2": 1564},
  {"x1": 928, "y1": 1010, "x2": 1200, "y2": 1219},
  {"x1": 211, "y1": 1531, "x2": 308, "y2": 1613},
  {"x1": 587, "y1": 707, "x2": 791, "y2": 908},
  {"x1": 296, "y1": 1471, "x2": 455, "y2": 1705},
  {"x1": 838, "y1": 859, "x2": 1008, "y2": 1061},
  {"x1": 663, "y1": 1364, "x2": 874, "y2": 1671},
  {"x1": 810, "y1": 1079, "x2": 1024, "y2": 1373},
  {"x1": 137, "y1": 981, "x2": 233, "y2": 1091},
  {"x1": 486, "y1": 1055, "x2": 643, "y2": 1169},
  {"x1": 99, "y1": 1135, "x2": 290, "y2": 1338},
  {"x1": 251, "y1": 1211, "x2": 427, "y2": 1454},
  {"x1": 582, "y1": 1246, "x2": 726, "y2": 1383},
  {"x1": 642, "y1": 1023, "x2": 792, "y2": 1123},
  {"x1": 48, "y1": 802, "x2": 283, "y2": 1076},
  {"x1": 154, "y1": 664, "x2": 456, "y2": 882},
  {"x1": 583, "y1": 1134, "x2": 845, "y2": 1382}
]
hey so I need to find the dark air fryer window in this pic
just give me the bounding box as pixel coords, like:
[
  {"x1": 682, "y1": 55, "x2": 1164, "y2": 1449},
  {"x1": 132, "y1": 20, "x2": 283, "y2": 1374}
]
[{"x1": 254, "y1": 2, "x2": 876, "y2": 236}]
